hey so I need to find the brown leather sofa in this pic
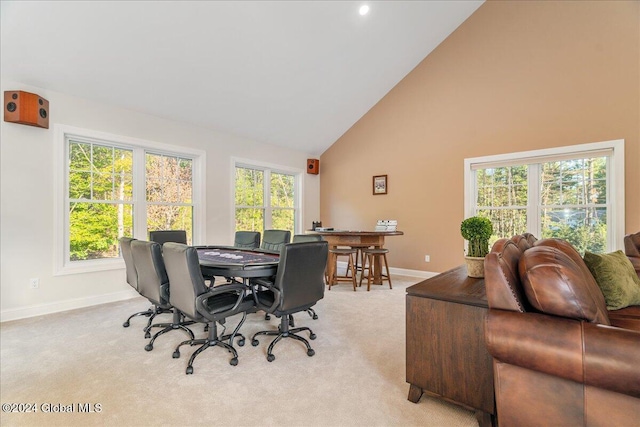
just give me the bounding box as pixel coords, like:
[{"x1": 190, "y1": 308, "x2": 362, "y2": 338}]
[
  {"x1": 483, "y1": 234, "x2": 640, "y2": 426},
  {"x1": 625, "y1": 231, "x2": 640, "y2": 275}
]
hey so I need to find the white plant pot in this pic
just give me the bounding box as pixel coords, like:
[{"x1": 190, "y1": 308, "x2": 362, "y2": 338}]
[{"x1": 465, "y1": 256, "x2": 485, "y2": 278}]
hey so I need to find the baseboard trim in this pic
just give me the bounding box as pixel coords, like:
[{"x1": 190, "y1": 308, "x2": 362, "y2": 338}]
[
  {"x1": 2, "y1": 265, "x2": 438, "y2": 323},
  {"x1": 1, "y1": 289, "x2": 139, "y2": 323},
  {"x1": 335, "y1": 261, "x2": 438, "y2": 280}
]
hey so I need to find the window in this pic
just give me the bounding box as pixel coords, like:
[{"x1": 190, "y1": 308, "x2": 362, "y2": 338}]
[
  {"x1": 55, "y1": 125, "x2": 205, "y2": 274},
  {"x1": 465, "y1": 140, "x2": 625, "y2": 253},
  {"x1": 146, "y1": 153, "x2": 194, "y2": 239},
  {"x1": 68, "y1": 141, "x2": 134, "y2": 261},
  {"x1": 234, "y1": 161, "x2": 300, "y2": 237}
]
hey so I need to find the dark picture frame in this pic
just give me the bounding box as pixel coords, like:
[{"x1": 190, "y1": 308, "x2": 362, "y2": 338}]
[{"x1": 373, "y1": 175, "x2": 387, "y2": 195}]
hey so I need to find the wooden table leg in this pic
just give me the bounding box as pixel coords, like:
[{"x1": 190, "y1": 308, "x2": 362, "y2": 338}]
[
  {"x1": 407, "y1": 384, "x2": 423, "y2": 403},
  {"x1": 326, "y1": 247, "x2": 337, "y2": 287}
]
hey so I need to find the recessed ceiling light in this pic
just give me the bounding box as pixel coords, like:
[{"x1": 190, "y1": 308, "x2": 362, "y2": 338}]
[{"x1": 359, "y1": 5, "x2": 370, "y2": 16}]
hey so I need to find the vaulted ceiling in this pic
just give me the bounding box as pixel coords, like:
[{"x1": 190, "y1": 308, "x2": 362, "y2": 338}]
[{"x1": 1, "y1": 1, "x2": 483, "y2": 155}]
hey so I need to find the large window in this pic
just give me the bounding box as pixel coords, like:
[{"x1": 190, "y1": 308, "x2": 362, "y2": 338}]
[
  {"x1": 465, "y1": 140, "x2": 625, "y2": 253},
  {"x1": 234, "y1": 162, "x2": 300, "y2": 237},
  {"x1": 146, "y1": 153, "x2": 194, "y2": 239},
  {"x1": 68, "y1": 141, "x2": 134, "y2": 261},
  {"x1": 56, "y1": 126, "x2": 204, "y2": 274}
]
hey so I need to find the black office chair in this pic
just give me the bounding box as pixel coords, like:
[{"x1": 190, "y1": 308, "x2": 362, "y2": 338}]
[
  {"x1": 234, "y1": 231, "x2": 261, "y2": 249},
  {"x1": 162, "y1": 242, "x2": 256, "y2": 373},
  {"x1": 149, "y1": 230, "x2": 188, "y2": 245},
  {"x1": 131, "y1": 240, "x2": 195, "y2": 351},
  {"x1": 292, "y1": 234, "x2": 323, "y2": 243},
  {"x1": 292, "y1": 234, "x2": 325, "y2": 320},
  {"x1": 120, "y1": 237, "x2": 171, "y2": 330},
  {"x1": 260, "y1": 229, "x2": 291, "y2": 253},
  {"x1": 251, "y1": 241, "x2": 328, "y2": 362}
]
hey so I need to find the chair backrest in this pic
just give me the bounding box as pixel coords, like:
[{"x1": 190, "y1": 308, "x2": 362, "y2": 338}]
[
  {"x1": 131, "y1": 240, "x2": 170, "y2": 307},
  {"x1": 292, "y1": 234, "x2": 323, "y2": 243},
  {"x1": 149, "y1": 230, "x2": 188, "y2": 245},
  {"x1": 272, "y1": 241, "x2": 328, "y2": 313},
  {"x1": 162, "y1": 242, "x2": 209, "y2": 320},
  {"x1": 234, "y1": 231, "x2": 261, "y2": 249},
  {"x1": 119, "y1": 237, "x2": 138, "y2": 289},
  {"x1": 261, "y1": 229, "x2": 291, "y2": 252}
]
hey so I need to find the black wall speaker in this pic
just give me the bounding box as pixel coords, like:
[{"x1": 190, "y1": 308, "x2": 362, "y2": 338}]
[
  {"x1": 307, "y1": 158, "x2": 319, "y2": 174},
  {"x1": 4, "y1": 91, "x2": 49, "y2": 129}
]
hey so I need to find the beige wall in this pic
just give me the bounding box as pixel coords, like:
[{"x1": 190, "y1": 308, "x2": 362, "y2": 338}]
[{"x1": 320, "y1": 0, "x2": 640, "y2": 273}]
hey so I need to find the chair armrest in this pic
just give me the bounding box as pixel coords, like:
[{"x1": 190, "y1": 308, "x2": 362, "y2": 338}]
[
  {"x1": 195, "y1": 282, "x2": 250, "y2": 321},
  {"x1": 485, "y1": 310, "x2": 640, "y2": 397},
  {"x1": 249, "y1": 279, "x2": 281, "y2": 313}
]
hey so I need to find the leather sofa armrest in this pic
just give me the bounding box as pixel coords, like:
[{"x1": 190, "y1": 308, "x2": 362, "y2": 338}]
[
  {"x1": 627, "y1": 256, "x2": 640, "y2": 277},
  {"x1": 485, "y1": 310, "x2": 640, "y2": 397}
]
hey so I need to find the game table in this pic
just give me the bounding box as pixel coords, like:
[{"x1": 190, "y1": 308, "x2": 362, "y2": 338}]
[{"x1": 195, "y1": 246, "x2": 279, "y2": 282}]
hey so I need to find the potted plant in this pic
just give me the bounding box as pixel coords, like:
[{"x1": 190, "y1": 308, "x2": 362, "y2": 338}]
[{"x1": 460, "y1": 216, "x2": 493, "y2": 278}]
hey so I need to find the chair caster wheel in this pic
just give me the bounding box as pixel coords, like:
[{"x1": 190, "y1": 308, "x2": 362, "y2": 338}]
[
  {"x1": 123, "y1": 322, "x2": 130, "y2": 328},
  {"x1": 230, "y1": 357, "x2": 238, "y2": 366},
  {"x1": 310, "y1": 333, "x2": 317, "y2": 340},
  {"x1": 238, "y1": 338, "x2": 245, "y2": 347},
  {"x1": 265, "y1": 314, "x2": 271, "y2": 320},
  {"x1": 312, "y1": 314, "x2": 318, "y2": 320},
  {"x1": 144, "y1": 344, "x2": 153, "y2": 351},
  {"x1": 186, "y1": 366, "x2": 193, "y2": 375},
  {"x1": 172, "y1": 351, "x2": 180, "y2": 358},
  {"x1": 267, "y1": 354, "x2": 275, "y2": 362},
  {"x1": 251, "y1": 339, "x2": 259, "y2": 346},
  {"x1": 144, "y1": 332, "x2": 151, "y2": 339},
  {"x1": 307, "y1": 349, "x2": 315, "y2": 357}
]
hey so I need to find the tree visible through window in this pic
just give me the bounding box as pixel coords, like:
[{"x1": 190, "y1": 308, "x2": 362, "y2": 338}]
[
  {"x1": 539, "y1": 158, "x2": 607, "y2": 253},
  {"x1": 467, "y1": 141, "x2": 622, "y2": 254},
  {"x1": 146, "y1": 153, "x2": 193, "y2": 242},
  {"x1": 66, "y1": 139, "x2": 196, "y2": 262},
  {"x1": 234, "y1": 165, "x2": 297, "y2": 236},
  {"x1": 68, "y1": 140, "x2": 133, "y2": 260}
]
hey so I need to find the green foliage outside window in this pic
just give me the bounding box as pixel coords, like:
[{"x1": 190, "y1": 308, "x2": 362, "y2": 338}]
[
  {"x1": 68, "y1": 141, "x2": 194, "y2": 261},
  {"x1": 475, "y1": 157, "x2": 608, "y2": 254},
  {"x1": 235, "y1": 167, "x2": 296, "y2": 237}
]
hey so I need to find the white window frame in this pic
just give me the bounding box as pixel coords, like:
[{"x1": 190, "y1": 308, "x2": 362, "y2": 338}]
[
  {"x1": 54, "y1": 125, "x2": 206, "y2": 275},
  {"x1": 464, "y1": 139, "x2": 625, "y2": 251},
  {"x1": 231, "y1": 157, "x2": 303, "y2": 241}
]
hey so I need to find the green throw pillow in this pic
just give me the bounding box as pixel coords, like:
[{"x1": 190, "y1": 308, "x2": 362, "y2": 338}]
[{"x1": 583, "y1": 250, "x2": 640, "y2": 310}]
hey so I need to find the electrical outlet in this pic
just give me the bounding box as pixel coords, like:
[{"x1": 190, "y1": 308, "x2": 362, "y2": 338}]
[
  {"x1": 29, "y1": 278, "x2": 39, "y2": 289},
  {"x1": 424, "y1": 255, "x2": 430, "y2": 262}
]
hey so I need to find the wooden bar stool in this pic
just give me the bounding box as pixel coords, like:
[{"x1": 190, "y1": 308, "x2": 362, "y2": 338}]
[
  {"x1": 359, "y1": 248, "x2": 392, "y2": 291},
  {"x1": 328, "y1": 248, "x2": 357, "y2": 291}
]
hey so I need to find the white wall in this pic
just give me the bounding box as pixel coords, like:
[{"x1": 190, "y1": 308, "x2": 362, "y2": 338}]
[{"x1": 0, "y1": 79, "x2": 321, "y2": 321}]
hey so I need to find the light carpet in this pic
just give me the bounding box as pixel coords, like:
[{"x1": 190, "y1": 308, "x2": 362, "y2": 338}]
[{"x1": 0, "y1": 275, "x2": 478, "y2": 427}]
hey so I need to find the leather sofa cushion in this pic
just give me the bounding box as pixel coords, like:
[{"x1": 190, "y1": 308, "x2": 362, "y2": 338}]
[
  {"x1": 485, "y1": 239, "x2": 530, "y2": 312},
  {"x1": 519, "y1": 246, "x2": 610, "y2": 325}
]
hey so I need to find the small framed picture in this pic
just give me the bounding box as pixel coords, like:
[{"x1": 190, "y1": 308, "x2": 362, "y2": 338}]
[{"x1": 373, "y1": 175, "x2": 387, "y2": 195}]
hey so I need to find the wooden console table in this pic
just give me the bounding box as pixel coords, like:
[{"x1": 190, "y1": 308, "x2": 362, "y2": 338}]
[{"x1": 406, "y1": 265, "x2": 495, "y2": 427}]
